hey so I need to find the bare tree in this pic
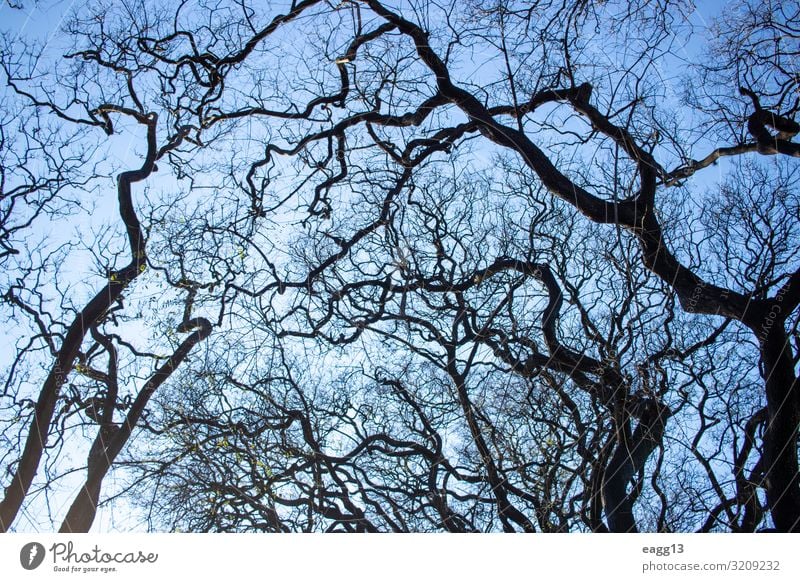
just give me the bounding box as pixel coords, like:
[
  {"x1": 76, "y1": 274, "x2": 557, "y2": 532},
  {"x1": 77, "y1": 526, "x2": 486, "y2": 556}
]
[{"x1": 1, "y1": 0, "x2": 798, "y2": 532}]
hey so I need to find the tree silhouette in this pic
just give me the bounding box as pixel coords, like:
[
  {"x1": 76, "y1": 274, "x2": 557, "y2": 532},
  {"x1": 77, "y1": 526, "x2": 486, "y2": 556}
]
[{"x1": 1, "y1": 0, "x2": 799, "y2": 532}]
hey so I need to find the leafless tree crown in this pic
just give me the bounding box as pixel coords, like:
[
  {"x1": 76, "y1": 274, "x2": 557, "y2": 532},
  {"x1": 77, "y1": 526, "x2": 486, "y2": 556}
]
[{"x1": 1, "y1": 0, "x2": 799, "y2": 533}]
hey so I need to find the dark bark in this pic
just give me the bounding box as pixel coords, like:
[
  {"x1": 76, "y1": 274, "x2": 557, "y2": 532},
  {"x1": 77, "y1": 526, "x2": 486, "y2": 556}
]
[
  {"x1": 0, "y1": 118, "x2": 160, "y2": 533},
  {"x1": 1, "y1": 115, "x2": 191, "y2": 532},
  {"x1": 602, "y1": 402, "x2": 668, "y2": 532},
  {"x1": 59, "y1": 318, "x2": 212, "y2": 533},
  {"x1": 756, "y1": 325, "x2": 800, "y2": 532}
]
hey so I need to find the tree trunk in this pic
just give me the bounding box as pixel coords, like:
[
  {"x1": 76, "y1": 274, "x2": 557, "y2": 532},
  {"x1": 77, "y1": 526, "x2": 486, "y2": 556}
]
[{"x1": 758, "y1": 326, "x2": 800, "y2": 532}]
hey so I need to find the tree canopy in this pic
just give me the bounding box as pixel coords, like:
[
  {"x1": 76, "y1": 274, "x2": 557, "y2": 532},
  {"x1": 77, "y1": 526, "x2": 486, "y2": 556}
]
[{"x1": 1, "y1": 0, "x2": 799, "y2": 532}]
